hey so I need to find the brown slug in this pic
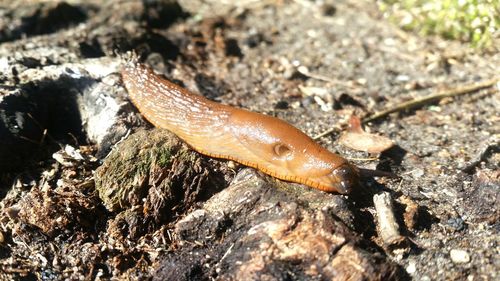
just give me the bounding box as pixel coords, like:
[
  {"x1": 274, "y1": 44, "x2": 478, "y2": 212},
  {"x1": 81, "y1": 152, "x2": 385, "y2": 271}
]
[{"x1": 121, "y1": 58, "x2": 359, "y2": 194}]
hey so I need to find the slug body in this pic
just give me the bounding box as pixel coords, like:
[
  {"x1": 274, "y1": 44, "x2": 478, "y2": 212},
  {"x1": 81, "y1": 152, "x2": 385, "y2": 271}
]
[{"x1": 122, "y1": 61, "x2": 358, "y2": 194}]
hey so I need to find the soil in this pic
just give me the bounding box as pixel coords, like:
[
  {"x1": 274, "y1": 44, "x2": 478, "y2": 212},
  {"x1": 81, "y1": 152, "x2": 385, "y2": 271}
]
[{"x1": 0, "y1": 0, "x2": 498, "y2": 280}]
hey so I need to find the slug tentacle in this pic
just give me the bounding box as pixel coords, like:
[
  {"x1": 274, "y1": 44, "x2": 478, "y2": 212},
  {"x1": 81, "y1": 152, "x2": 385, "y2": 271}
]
[{"x1": 121, "y1": 58, "x2": 359, "y2": 194}]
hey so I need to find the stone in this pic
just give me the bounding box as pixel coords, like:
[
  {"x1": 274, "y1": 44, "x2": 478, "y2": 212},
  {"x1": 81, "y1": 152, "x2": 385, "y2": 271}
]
[{"x1": 450, "y1": 249, "x2": 471, "y2": 264}]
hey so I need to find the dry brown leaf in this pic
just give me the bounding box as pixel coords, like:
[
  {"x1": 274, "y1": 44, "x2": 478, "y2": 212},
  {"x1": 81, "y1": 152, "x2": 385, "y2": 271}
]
[{"x1": 339, "y1": 116, "x2": 394, "y2": 153}]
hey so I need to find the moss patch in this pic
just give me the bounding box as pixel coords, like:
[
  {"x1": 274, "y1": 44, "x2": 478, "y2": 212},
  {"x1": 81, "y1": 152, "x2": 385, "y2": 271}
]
[
  {"x1": 94, "y1": 129, "x2": 225, "y2": 213},
  {"x1": 379, "y1": 0, "x2": 499, "y2": 49}
]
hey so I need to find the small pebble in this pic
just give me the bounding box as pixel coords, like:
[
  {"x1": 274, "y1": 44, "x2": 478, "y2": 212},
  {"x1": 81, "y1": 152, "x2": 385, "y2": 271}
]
[
  {"x1": 412, "y1": 169, "x2": 424, "y2": 178},
  {"x1": 450, "y1": 249, "x2": 470, "y2": 264},
  {"x1": 227, "y1": 161, "x2": 237, "y2": 170},
  {"x1": 406, "y1": 260, "x2": 416, "y2": 274},
  {"x1": 446, "y1": 217, "x2": 465, "y2": 231}
]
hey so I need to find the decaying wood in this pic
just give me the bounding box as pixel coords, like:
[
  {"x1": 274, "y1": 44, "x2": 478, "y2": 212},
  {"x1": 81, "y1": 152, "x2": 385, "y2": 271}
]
[{"x1": 373, "y1": 192, "x2": 408, "y2": 250}]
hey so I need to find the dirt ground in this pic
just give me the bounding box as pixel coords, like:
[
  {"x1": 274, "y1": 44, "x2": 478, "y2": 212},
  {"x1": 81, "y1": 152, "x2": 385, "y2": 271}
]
[{"x1": 0, "y1": 0, "x2": 498, "y2": 280}]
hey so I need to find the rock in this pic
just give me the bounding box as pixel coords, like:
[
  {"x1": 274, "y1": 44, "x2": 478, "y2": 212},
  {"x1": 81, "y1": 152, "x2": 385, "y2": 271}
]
[
  {"x1": 406, "y1": 260, "x2": 417, "y2": 275},
  {"x1": 450, "y1": 249, "x2": 470, "y2": 264},
  {"x1": 0, "y1": 56, "x2": 132, "y2": 171}
]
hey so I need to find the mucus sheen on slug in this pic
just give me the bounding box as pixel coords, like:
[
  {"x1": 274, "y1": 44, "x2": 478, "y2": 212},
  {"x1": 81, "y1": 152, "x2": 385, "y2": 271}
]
[{"x1": 121, "y1": 59, "x2": 359, "y2": 194}]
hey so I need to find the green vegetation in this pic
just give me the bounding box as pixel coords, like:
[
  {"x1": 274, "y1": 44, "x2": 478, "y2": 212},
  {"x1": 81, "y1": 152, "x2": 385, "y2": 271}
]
[
  {"x1": 156, "y1": 147, "x2": 174, "y2": 168},
  {"x1": 379, "y1": 0, "x2": 499, "y2": 48}
]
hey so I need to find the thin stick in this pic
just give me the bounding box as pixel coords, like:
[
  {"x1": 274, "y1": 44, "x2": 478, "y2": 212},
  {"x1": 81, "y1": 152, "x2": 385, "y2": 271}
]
[
  {"x1": 313, "y1": 127, "x2": 340, "y2": 140},
  {"x1": 313, "y1": 77, "x2": 499, "y2": 139},
  {"x1": 363, "y1": 77, "x2": 499, "y2": 123},
  {"x1": 346, "y1": 157, "x2": 379, "y2": 161}
]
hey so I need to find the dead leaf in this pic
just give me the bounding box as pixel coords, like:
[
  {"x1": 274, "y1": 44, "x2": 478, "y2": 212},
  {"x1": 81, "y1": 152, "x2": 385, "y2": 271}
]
[{"x1": 339, "y1": 116, "x2": 394, "y2": 153}]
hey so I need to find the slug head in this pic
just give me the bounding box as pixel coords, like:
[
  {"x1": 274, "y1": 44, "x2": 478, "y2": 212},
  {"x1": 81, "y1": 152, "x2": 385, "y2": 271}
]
[
  {"x1": 326, "y1": 163, "x2": 359, "y2": 194},
  {"x1": 229, "y1": 111, "x2": 360, "y2": 194},
  {"x1": 281, "y1": 144, "x2": 359, "y2": 194}
]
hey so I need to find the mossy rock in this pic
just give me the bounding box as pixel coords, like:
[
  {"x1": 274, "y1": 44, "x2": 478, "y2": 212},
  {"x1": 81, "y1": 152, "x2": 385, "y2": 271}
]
[{"x1": 95, "y1": 129, "x2": 226, "y2": 217}]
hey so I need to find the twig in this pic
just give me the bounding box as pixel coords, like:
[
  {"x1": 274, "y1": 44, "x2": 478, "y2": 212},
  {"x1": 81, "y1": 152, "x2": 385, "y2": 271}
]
[
  {"x1": 461, "y1": 136, "x2": 500, "y2": 173},
  {"x1": 363, "y1": 77, "x2": 500, "y2": 123},
  {"x1": 313, "y1": 77, "x2": 499, "y2": 139},
  {"x1": 346, "y1": 156, "x2": 379, "y2": 161},
  {"x1": 213, "y1": 243, "x2": 234, "y2": 274},
  {"x1": 296, "y1": 66, "x2": 359, "y2": 89},
  {"x1": 373, "y1": 192, "x2": 408, "y2": 251},
  {"x1": 219, "y1": 243, "x2": 234, "y2": 262},
  {"x1": 313, "y1": 127, "x2": 341, "y2": 140}
]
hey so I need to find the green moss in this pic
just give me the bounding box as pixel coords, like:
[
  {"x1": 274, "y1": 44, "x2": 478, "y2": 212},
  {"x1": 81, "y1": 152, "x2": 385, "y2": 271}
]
[
  {"x1": 379, "y1": 0, "x2": 499, "y2": 49},
  {"x1": 138, "y1": 146, "x2": 174, "y2": 173},
  {"x1": 136, "y1": 155, "x2": 151, "y2": 175},
  {"x1": 156, "y1": 147, "x2": 174, "y2": 167}
]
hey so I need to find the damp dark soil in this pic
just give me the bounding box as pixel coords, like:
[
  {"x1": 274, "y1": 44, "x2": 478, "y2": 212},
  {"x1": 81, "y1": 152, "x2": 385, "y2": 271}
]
[{"x1": 0, "y1": 0, "x2": 498, "y2": 280}]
